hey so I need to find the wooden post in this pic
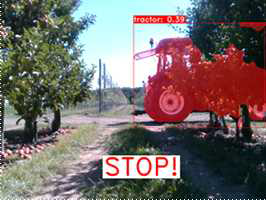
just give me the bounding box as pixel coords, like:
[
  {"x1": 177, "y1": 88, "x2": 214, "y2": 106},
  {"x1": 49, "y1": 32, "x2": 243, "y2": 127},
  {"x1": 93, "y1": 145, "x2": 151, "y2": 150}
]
[{"x1": 99, "y1": 59, "x2": 102, "y2": 113}]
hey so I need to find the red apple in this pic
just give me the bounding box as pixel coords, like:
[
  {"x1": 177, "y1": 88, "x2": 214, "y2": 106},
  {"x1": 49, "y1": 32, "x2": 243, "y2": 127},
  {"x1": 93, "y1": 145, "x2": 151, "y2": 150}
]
[
  {"x1": 24, "y1": 147, "x2": 30, "y2": 154},
  {"x1": 3, "y1": 152, "x2": 8, "y2": 159},
  {"x1": 19, "y1": 149, "x2": 24, "y2": 155},
  {"x1": 1, "y1": 152, "x2": 8, "y2": 159},
  {"x1": 6, "y1": 149, "x2": 13, "y2": 156},
  {"x1": 36, "y1": 144, "x2": 43, "y2": 150}
]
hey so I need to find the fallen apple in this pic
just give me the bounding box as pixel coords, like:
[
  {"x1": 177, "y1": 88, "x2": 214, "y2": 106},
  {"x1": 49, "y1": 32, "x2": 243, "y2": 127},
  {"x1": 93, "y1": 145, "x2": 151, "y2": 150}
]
[
  {"x1": 19, "y1": 149, "x2": 24, "y2": 155},
  {"x1": 6, "y1": 149, "x2": 13, "y2": 155},
  {"x1": 36, "y1": 144, "x2": 44, "y2": 150},
  {"x1": 1, "y1": 152, "x2": 8, "y2": 159},
  {"x1": 3, "y1": 152, "x2": 8, "y2": 159},
  {"x1": 24, "y1": 147, "x2": 30, "y2": 154}
]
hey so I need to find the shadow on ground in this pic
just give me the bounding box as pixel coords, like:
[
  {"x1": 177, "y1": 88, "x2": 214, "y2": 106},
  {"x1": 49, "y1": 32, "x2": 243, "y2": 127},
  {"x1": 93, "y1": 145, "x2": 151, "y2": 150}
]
[
  {"x1": 79, "y1": 125, "x2": 265, "y2": 198},
  {"x1": 107, "y1": 120, "x2": 210, "y2": 127}
]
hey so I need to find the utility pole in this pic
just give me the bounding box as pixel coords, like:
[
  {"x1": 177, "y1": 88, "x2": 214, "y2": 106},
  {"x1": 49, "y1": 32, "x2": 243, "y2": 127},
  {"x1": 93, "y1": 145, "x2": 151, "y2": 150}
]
[
  {"x1": 98, "y1": 59, "x2": 102, "y2": 113},
  {"x1": 149, "y1": 37, "x2": 154, "y2": 48},
  {"x1": 103, "y1": 63, "x2": 106, "y2": 89}
]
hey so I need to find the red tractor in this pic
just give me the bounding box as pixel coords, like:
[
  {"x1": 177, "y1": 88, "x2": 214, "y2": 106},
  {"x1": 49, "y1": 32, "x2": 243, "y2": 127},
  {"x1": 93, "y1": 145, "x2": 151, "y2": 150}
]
[{"x1": 134, "y1": 37, "x2": 266, "y2": 122}]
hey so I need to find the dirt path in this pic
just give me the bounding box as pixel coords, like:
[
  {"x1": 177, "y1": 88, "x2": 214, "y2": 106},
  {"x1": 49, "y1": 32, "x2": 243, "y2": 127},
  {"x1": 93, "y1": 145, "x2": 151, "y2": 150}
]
[
  {"x1": 4, "y1": 111, "x2": 209, "y2": 130},
  {"x1": 31, "y1": 113, "x2": 254, "y2": 199},
  {"x1": 32, "y1": 114, "x2": 134, "y2": 199},
  {"x1": 33, "y1": 125, "x2": 117, "y2": 199},
  {"x1": 32, "y1": 114, "x2": 139, "y2": 199}
]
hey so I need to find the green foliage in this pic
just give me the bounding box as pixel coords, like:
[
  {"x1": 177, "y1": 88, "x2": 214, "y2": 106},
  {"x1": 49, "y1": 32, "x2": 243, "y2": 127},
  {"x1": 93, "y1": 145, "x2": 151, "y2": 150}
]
[
  {"x1": 1, "y1": 0, "x2": 96, "y2": 140},
  {"x1": 3, "y1": 29, "x2": 50, "y2": 120},
  {"x1": 187, "y1": 0, "x2": 265, "y2": 67},
  {"x1": 3, "y1": 0, "x2": 95, "y2": 48},
  {"x1": 2, "y1": 28, "x2": 94, "y2": 119}
]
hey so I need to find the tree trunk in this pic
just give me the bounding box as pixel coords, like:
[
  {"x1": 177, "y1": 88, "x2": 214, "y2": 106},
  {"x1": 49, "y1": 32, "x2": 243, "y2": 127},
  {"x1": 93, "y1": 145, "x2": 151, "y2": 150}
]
[
  {"x1": 24, "y1": 117, "x2": 37, "y2": 143},
  {"x1": 235, "y1": 117, "x2": 240, "y2": 140},
  {"x1": 208, "y1": 111, "x2": 221, "y2": 132},
  {"x1": 240, "y1": 104, "x2": 253, "y2": 141},
  {"x1": 209, "y1": 111, "x2": 215, "y2": 127},
  {"x1": 230, "y1": 115, "x2": 240, "y2": 139},
  {"x1": 208, "y1": 111, "x2": 216, "y2": 134},
  {"x1": 51, "y1": 108, "x2": 61, "y2": 132},
  {"x1": 221, "y1": 117, "x2": 229, "y2": 134},
  {"x1": 214, "y1": 113, "x2": 221, "y2": 128}
]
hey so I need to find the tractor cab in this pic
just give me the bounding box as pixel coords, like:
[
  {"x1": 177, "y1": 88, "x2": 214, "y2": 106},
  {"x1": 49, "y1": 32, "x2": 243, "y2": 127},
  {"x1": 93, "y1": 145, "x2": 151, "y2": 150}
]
[{"x1": 134, "y1": 38, "x2": 194, "y2": 74}]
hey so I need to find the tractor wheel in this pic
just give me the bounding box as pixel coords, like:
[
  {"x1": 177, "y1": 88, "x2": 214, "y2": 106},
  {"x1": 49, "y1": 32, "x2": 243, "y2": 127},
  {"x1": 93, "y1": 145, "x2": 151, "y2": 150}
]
[{"x1": 144, "y1": 83, "x2": 193, "y2": 122}]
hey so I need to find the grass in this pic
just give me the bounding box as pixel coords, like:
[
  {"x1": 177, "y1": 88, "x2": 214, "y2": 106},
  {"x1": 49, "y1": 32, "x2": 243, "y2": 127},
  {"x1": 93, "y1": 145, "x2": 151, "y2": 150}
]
[
  {"x1": 0, "y1": 124, "x2": 99, "y2": 199},
  {"x1": 166, "y1": 127, "x2": 266, "y2": 197},
  {"x1": 81, "y1": 126, "x2": 206, "y2": 198},
  {"x1": 58, "y1": 104, "x2": 133, "y2": 119},
  {"x1": 101, "y1": 105, "x2": 135, "y2": 117}
]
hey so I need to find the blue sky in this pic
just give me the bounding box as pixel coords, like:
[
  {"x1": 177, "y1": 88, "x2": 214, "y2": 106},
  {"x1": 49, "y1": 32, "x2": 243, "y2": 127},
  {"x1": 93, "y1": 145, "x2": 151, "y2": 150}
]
[{"x1": 74, "y1": 0, "x2": 192, "y2": 88}]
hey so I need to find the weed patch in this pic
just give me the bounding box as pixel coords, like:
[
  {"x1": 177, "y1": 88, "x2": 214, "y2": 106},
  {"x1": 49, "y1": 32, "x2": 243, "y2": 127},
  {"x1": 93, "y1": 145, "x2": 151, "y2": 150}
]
[{"x1": 82, "y1": 126, "x2": 206, "y2": 198}]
